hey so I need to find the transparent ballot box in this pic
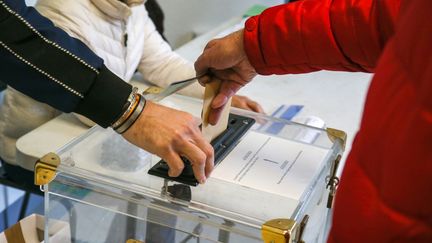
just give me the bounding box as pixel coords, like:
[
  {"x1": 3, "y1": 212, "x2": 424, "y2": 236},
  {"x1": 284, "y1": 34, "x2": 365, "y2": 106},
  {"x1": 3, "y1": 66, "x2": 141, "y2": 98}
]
[{"x1": 37, "y1": 95, "x2": 345, "y2": 243}]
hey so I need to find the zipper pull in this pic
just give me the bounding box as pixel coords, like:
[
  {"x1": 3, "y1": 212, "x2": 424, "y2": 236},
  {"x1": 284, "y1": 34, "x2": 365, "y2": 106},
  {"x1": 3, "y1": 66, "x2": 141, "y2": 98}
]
[{"x1": 123, "y1": 32, "x2": 128, "y2": 47}]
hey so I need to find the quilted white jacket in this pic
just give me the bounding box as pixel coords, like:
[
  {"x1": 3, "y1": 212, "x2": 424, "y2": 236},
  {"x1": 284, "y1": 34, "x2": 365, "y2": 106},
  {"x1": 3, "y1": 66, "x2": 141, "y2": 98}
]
[{"x1": 0, "y1": 0, "x2": 203, "y2": 167}]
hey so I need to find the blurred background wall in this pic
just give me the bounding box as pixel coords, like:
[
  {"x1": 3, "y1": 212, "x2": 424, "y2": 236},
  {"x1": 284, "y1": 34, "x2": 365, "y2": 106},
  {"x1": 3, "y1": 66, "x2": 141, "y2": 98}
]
[
  {"x1": 25, "y1": 0, "x2": 284, "y2": 48},
  {"x1": 157, "y1": 0, "x2": 284, "y2": 48}
]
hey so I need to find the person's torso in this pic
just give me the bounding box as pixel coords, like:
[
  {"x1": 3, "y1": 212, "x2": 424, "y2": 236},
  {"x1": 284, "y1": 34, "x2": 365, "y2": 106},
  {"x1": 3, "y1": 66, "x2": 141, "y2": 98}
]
[
  {"x1": 329, "y1": 0, "x2": 432, "y2": 242},
  {"x1": 36, "y1": 0, "x2": 148, "y2": 81}
]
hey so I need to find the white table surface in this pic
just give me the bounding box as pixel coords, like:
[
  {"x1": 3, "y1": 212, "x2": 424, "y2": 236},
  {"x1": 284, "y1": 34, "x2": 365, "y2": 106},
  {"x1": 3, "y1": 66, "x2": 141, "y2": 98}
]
[{"x1": 16, "y1": 17, "x2": 372, "y2": 175}]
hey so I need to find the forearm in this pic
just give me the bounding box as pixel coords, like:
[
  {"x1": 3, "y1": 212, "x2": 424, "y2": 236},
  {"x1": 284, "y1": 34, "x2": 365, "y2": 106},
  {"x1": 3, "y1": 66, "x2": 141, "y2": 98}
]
[
  {"x1": 244, "y1": 0, "x2": 401, "y2": 75},
  {"x1": 0, "y1": 0, "x2": 131, "y2": 127}
]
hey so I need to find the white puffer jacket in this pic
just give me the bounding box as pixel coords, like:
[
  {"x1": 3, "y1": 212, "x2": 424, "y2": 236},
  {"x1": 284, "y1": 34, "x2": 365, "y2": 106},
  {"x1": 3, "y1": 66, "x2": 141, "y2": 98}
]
[{"x1": 0, "y1": 0, "x2": 204, "y2": 167}]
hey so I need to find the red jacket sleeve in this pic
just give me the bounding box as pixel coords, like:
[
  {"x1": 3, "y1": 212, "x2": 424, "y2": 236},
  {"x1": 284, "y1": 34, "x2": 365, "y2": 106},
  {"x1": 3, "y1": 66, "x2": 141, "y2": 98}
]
[{"x1": 243, "y1": 0, "x2": 400, "y2": 75}]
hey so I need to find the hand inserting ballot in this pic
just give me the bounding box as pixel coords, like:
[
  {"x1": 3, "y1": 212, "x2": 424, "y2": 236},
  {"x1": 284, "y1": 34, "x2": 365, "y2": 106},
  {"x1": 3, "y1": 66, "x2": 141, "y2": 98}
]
[
  {"x1": 122, "y1": 101, "x2": 214, "y2": 183},
  {"x1": 195, "y1": 30, "x2": 257, "y2": 125}
]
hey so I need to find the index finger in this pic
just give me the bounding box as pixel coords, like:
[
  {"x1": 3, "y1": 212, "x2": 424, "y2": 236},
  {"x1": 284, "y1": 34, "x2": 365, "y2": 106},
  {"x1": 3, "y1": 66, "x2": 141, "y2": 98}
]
[
  {"x1": 211, "y1": 80, "x2": 242, "y2": 109},
  {"x1": 195, "y1": 53, "x2": 210, "y2": 79},
  {"x1": 191, "y1": 134, "x2": 215, "y2": 178},
  {"x1": 179, "y1": 142, "x2": 208, "y2": 183}
]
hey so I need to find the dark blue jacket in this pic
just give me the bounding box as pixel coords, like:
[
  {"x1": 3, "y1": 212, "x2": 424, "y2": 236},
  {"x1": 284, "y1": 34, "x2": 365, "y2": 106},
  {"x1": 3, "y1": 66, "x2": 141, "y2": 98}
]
[{"x1": 0, "y1": 0, "x2": 131, "y2": 127}]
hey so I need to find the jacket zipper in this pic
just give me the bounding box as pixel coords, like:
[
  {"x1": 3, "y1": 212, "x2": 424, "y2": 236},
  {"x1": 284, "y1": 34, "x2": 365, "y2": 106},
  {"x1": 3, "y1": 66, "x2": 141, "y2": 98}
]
[
  {"x1": 122, "y1": 19, "x2": 128, "y2": 78},
  {"x1": 122, "y1": 19, "x2": 128, "y2": 47}
]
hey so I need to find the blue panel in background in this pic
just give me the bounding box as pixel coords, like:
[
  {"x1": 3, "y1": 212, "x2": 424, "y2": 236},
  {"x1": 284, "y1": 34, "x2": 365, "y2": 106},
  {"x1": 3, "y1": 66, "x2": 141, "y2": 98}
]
[
  {"x1": 265, "y1": 105, "x2": 303, "y2": 134},
  {"x1": 0, "y1": 186, "x2": 43, "y2": 232}
]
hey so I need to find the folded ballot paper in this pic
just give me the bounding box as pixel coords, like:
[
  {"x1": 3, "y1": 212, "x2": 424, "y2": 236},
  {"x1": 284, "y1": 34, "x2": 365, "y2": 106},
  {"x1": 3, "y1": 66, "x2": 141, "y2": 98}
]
[{"x1": 211, "y1": 105, "x2": 327, "y2": 199}]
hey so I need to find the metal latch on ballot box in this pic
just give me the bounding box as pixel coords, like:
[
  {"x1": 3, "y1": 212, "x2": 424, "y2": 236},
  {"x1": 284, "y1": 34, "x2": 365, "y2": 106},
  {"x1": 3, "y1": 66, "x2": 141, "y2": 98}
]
[
  {"x1": 326, "y1": 154, "x2": 341, "y2": 209},
  {"x1": 325, "y1": 127, "x2": 346, "y2": 209}
]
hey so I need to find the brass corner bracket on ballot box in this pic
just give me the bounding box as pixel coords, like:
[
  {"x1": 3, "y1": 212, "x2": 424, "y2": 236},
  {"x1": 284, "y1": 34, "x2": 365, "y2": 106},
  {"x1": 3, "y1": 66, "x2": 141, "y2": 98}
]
[
  {"x1": 126, "y1": 239, "x2": 143, "y2": 243},
  {"x1": 262, "y1": 215, "x2": 309, "y2": 243},
  {"x1": 142, "y1": 86, "x2": 163, "y2": 95},
  {"x1": 34, "y1": 152, "x2": 60, "y2": 186},
  {"x1": 326, "y1": 127, "x2": 347, "y2": 151}
]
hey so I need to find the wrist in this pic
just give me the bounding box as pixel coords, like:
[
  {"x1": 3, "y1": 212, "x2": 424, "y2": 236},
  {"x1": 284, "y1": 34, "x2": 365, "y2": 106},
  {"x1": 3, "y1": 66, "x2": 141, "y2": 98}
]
[
  {"x1": 111, "y1": 87, "x2": 138, "y2": 128},
  {"x1": 111, "y1": 88, "x2": 146, "y2": 134}
]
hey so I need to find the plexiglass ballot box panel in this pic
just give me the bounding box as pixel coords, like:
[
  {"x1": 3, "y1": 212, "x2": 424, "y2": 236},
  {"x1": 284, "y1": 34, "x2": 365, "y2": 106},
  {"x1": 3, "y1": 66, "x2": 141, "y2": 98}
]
[{"x1": 43, "y1": 95, "x2": 344, "y2": 243}]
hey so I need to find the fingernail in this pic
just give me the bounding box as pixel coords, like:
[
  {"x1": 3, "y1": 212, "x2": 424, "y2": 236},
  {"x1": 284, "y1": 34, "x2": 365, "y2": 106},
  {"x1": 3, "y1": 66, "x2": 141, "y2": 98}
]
[{"x1": 199, "y1": 177, "x2": 206, "y2": 184}]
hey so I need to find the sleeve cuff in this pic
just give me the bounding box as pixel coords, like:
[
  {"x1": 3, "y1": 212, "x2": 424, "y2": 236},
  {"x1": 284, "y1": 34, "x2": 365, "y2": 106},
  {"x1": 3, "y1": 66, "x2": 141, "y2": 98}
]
[
  {"x1": 74, "y1": 66, "x2": 132, "y2": 128},
  {"x1": 243, "y1": 16, "x2": 271, "y2": 75}
]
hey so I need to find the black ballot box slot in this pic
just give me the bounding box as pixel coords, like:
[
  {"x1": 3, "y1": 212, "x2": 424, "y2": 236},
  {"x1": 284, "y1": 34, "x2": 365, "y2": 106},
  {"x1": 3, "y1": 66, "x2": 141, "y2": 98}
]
[{"x1": 148, "y1": 113, "x2": 255, "y2": 186}]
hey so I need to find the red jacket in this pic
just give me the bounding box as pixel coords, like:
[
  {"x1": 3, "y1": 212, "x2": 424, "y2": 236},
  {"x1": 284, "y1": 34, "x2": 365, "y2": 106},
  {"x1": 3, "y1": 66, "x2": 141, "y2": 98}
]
[{"x1": 244, "y1": 0, "x2": 432, "y2": 242}]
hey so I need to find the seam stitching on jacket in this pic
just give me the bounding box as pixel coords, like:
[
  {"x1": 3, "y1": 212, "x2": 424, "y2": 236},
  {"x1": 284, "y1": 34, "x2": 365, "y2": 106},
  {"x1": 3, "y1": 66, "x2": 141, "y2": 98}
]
[
  {"x1": 299, "y1": 1, "x2": 311, "y2": 65},
  {"x1": 0, "y1": 41, "x2": 84, "y2": 98},
  {"x1": 253, "y1": 16, "x2": 268, "y2": 66},
  {"x1": 350, "y1": 1, "x2": 372, "y2": 68},
  {"x1": 0, "y1": 1, "x2": 99, "y2": 74}
]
